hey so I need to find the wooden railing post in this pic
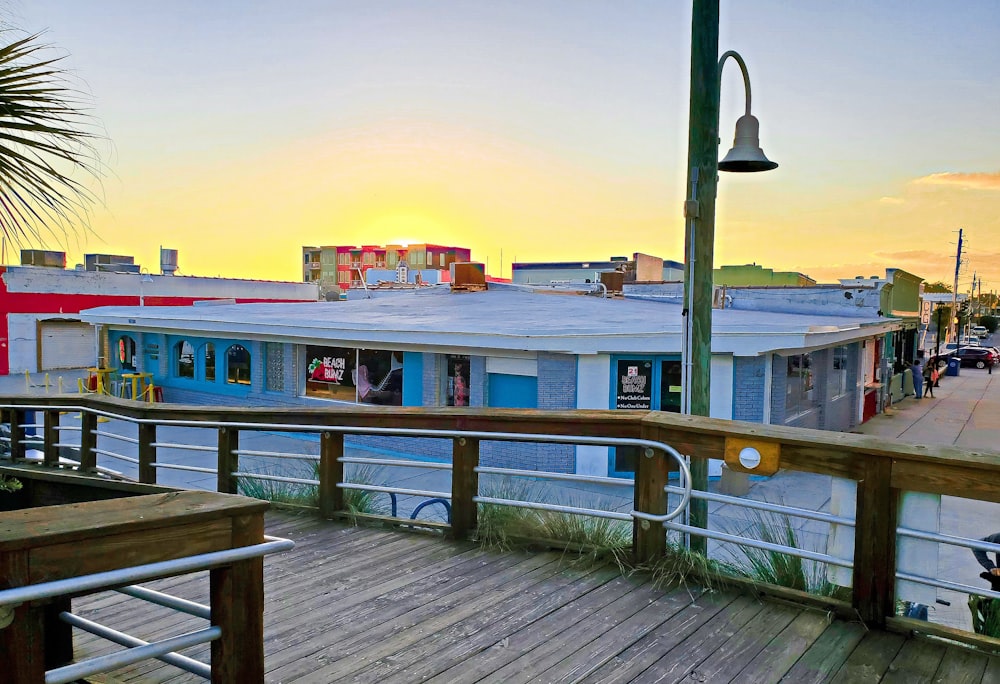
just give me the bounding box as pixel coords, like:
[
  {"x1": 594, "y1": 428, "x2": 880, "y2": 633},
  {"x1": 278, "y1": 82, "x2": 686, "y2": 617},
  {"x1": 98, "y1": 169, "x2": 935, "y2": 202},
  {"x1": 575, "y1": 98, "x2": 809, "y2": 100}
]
[
  {"x1": 138, "y1": 423, "x2": 157, "y2": 484},
  {"x1": 853, "y1": 456, "x2": 897, "y2": 626},
  {"x1": 217, "y1": 427, "x2": 239, "y2": 494},
  {"x1": 9, "y1": 409, "x2": 26, "y2": 462},
  {"x1": 78, "y1": 411, "x2": 97, "y2": 472},
  {"x1": 634, "y1": 440, "x2": 669, "y2": 565},
  {"x1": 210, "y1": 514, "x2": 265, "y2": 683},
  {"x1": 451, "y1": 437, "x2": 479, "y2": 540},
  {"x1": 43, "y1": 410, "x2": 59, "y2": 467},
  {"x1": 319, "y1": 431, "x2": 344, "y2": 518}
]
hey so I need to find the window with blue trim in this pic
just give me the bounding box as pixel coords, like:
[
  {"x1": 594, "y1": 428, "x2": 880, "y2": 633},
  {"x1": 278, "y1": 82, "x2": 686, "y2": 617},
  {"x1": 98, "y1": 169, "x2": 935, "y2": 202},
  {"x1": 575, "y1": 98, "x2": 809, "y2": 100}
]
[
  {"x1": 227, "y1": 345, "x2": 251, "y2": 385},
  {"x1": 175, "y1": 341, "x2": 195, "y2": 379},
  {"x1": 204, "y1": 343, "x2": 216, "y2": 382}
]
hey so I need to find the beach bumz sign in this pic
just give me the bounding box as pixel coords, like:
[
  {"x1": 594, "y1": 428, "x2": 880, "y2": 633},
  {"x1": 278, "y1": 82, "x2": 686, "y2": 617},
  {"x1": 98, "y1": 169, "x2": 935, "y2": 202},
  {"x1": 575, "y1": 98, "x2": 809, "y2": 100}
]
[{"x1": 616, "y1": 360, "x2": 652, "y2": 410}]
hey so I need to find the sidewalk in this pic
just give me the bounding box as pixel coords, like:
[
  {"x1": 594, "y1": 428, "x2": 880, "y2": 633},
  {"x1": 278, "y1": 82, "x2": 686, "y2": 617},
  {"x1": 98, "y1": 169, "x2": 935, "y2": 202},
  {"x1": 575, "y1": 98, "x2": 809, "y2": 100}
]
[{"x1": 849, "y1": 365, "x2": 1000, "y2": 629}]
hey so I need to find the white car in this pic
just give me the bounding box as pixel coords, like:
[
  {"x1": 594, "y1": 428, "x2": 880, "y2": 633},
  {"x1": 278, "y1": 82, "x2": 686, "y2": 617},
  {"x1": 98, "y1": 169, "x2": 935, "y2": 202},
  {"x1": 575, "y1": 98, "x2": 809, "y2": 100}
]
[{"x1": 972, "y1": 325, "x2": 989, "y2": 338}]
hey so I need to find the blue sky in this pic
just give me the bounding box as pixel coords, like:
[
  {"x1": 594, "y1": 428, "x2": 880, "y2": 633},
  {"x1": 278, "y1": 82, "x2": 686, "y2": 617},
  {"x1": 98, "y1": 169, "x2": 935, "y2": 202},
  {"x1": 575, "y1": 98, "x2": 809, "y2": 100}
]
[{"x1": 12, "y1": 1, "x2": 1000, "y2": 290}]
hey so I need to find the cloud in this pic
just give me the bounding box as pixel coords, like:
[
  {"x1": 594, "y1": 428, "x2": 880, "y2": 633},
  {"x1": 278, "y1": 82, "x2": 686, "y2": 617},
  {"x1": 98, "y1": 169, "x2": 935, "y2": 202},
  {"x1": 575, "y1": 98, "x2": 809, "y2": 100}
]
[
  {"x1": 912, "y1": 171, "x2": 1000, "y2": 190},
  {"x1": 878, "y1": 196, "x2": 904, "y2": 204}
]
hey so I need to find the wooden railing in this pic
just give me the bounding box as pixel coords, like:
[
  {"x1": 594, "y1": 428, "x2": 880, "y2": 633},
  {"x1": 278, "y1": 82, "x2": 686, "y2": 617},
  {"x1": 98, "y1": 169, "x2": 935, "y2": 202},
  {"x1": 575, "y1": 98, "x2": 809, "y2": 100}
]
[{"x1": 4, "y1": 393, "x2": 1000, "y2": 629}]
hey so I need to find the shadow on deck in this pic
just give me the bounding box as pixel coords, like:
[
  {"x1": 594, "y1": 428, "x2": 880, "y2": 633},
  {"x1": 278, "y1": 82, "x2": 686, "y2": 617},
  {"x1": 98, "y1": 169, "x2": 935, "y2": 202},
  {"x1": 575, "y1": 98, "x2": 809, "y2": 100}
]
[{"x1": 74, "y1": 510, "x2": 1000, "y2": 683}]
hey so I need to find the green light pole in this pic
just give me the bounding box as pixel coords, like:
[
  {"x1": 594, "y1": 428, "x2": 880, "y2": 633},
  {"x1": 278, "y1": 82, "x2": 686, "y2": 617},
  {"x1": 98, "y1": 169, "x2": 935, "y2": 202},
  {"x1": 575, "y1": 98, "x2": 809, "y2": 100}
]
[{"x1": 682, "y1": 0, "x2": 777, "y2": 554}]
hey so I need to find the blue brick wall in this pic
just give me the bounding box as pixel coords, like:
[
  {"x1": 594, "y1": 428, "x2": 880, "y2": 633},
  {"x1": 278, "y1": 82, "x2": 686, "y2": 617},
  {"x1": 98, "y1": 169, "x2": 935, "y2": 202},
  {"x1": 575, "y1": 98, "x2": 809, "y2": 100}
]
[
  {"x1": 769, "y1": 355, "x2": 785, "y2": 425},
  {"x1": 733, "y1": 356, "x2": 766, "y2": 422},
  {"x1": 537, "y1": 352, "x2": 576, "y2": 410}
]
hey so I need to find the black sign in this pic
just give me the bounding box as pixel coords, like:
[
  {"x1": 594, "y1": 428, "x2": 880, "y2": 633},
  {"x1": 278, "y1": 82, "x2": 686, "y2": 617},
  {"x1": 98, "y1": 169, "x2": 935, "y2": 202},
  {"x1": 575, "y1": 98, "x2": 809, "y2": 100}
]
[{"x1": 616, "y1": 360, "x2": 652, "y2": 410}]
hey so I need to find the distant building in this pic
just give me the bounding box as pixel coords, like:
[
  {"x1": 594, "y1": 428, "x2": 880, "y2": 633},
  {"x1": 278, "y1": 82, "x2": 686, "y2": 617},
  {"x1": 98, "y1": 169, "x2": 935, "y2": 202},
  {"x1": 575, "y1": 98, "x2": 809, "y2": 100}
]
[
  {"x1": 0, "y1": 249, "x2": 317, "y2": 375},
  {"x1": 302, "y1": 243, "x2": 472, "y2": 290},
  {"x1": 511, "y1": 254, "x2": 685, "y2": 287},
  {"x1": 714, "y1": 263, "x2": 816, "y2": 286}
]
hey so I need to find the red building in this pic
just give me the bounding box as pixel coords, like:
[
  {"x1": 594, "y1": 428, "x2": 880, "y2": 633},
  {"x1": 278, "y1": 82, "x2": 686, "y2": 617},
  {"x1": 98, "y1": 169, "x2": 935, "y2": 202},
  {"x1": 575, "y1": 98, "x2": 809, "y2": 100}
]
[{"x1": 0, "y1": 260, "x2": 317, "y2": 375}]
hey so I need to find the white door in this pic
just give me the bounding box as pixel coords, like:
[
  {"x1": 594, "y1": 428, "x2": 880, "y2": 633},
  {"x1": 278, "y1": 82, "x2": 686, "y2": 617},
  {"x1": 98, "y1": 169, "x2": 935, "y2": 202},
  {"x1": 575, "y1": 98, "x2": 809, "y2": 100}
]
[{"x1": 39, "y1": 320, "x2": 96, "y2": 370}]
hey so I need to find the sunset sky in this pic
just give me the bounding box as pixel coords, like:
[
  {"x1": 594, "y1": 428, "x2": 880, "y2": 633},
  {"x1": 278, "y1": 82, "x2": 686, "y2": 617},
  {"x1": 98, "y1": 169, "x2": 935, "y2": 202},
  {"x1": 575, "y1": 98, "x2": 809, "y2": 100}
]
[{"x1": 14, "y1": 1, "x2": 1000, "y2": 292}]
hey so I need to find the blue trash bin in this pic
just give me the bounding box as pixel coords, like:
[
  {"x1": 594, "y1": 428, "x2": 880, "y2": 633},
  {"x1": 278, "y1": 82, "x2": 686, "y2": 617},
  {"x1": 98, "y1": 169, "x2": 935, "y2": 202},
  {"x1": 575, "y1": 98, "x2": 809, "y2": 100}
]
[{"x1": 946, "y1": 358, "x2": 960, "y2": 376}]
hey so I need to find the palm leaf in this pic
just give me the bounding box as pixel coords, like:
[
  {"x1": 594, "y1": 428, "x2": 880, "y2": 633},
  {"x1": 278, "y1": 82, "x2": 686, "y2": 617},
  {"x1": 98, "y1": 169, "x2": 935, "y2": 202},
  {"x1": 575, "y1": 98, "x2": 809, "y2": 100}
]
[{"x1": 0, "y1": 30, "x2": 104, "y2": 248}]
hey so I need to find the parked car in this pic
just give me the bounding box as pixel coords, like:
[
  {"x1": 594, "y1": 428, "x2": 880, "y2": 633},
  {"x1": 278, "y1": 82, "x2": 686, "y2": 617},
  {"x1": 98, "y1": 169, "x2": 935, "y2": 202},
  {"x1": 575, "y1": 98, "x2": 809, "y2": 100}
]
[
  {"x1": 956, "y1": 347, "x2": 997, "y2": 369},
  {"x1": 959, "y1": 336, "x2": 981, "y2": 347}
]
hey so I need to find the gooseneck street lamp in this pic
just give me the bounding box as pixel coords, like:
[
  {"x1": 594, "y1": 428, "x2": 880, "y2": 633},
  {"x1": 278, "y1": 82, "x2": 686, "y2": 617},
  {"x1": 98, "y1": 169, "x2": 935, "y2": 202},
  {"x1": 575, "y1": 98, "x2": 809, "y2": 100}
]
[{"x1": 682, "y1": 0, "x2": 777, "y2": 553}]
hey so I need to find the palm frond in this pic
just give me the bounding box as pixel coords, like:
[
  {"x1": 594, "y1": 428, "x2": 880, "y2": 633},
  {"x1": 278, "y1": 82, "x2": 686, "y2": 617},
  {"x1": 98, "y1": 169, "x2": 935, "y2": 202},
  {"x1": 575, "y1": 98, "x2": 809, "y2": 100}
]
[{"x1": 0, "y1": 30, "x2": 105, "y2": 248}]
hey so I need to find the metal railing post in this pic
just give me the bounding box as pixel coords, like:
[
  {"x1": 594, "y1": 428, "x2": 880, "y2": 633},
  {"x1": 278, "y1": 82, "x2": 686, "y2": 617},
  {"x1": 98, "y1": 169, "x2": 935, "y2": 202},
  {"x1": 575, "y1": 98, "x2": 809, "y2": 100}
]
[
  {"x1": 451, "y1": 436, "x2": 479, "y2": 540},
  {"x1": 217, "y1": 428, "x2": 239, "y2": 494},
  {"x1": 319, "y1": 431, "x2": 344, "y2": 518}
]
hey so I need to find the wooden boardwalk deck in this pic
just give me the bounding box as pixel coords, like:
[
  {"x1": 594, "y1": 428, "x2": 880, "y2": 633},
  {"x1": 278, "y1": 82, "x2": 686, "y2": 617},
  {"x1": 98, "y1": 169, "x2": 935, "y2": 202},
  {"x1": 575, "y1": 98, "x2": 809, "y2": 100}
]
[{"x1": 72, "y1": 510, "x2": 1000, "y2": 683}]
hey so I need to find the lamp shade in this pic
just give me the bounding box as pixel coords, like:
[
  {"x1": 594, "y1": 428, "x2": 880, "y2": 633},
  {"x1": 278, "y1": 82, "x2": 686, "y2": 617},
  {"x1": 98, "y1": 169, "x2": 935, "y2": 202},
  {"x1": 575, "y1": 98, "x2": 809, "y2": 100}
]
[{"x1": 718, "y1": 114, "x2": 778, "y2": 172}]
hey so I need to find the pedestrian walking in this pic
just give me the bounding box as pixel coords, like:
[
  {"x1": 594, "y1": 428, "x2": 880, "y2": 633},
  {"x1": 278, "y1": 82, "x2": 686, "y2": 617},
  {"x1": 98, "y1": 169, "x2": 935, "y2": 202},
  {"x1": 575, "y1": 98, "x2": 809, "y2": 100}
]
[
  {"x1": 911, "y1": 357, "x2": 924, "y2": 399},
  {"x1": 925, "y1": 361, "x2": 936, "y2": 398}
]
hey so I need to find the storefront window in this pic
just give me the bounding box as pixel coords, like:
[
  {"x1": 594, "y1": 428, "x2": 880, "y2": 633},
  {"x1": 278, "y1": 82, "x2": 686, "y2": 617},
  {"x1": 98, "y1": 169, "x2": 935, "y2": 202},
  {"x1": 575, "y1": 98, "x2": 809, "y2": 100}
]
[
  {"x1": 227, "y1": 344, "x2": 251, "y2": 385},
  {"x1": 786, "y1": 353, "x2": 814, "y2": 416},
  {"x1": 176, "y1": 340, "x2": 195, "y2": 378},
  {"x1": 445, "y1": 355, "x2": 470, "y2": 406},
  {"x1": 305, "y1": 345, "x2": 403, "y2": 405}
]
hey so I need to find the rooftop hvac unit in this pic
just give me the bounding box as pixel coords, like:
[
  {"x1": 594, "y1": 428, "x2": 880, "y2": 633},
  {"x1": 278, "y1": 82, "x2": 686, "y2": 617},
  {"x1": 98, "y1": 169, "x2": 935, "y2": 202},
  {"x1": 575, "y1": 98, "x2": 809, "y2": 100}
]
[{"x1": 160, "y1": 248, "x2": 178, "y2": 275}]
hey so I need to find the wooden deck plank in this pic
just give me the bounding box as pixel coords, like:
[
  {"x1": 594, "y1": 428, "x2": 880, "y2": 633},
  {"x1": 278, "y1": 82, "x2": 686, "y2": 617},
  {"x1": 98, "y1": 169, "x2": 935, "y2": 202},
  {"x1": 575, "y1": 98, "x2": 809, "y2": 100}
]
[
  {"x1": 733, "y1": 609, "x2": 834, "y2": 683},
  {"x1": 931, "y1": 646, "x2": 990, "y2": 684},
  {"x1": 678, "y1": 602, "x2": 801, "y2": 682},
  {"x1": 880, "y1": 638, "x2": 947, "y2": 684},
  {"x1": 369, "y1": 565, "x2": 626, "y2": 684},
  {"x1": 524, "y1": 585, "x2": 711, "y2": 684},
  {"x1": 575, "y1": 591, "x2": 747, "y2": 684},
  {"x1": 828, "y1": 630, "x2": 906, "y2": 683},
  {"x1": 374, "y1": 571, "x2": 678, "y2": 684},
  {"x1": 267, "y1": 552, "x2": 570, "y2": 681},
  {"x1": 63, "y1": 512, "x2": 1000, "y2": 684},
  {"x1": 424, "y1": 574, "x2": 656, "y2": 684},
  {"x1": 778, "y1": 619, "x2": 868, "y2": 684},
  {"x1": 982, "y1": 654, "x2": 1000, "y2": 684}
]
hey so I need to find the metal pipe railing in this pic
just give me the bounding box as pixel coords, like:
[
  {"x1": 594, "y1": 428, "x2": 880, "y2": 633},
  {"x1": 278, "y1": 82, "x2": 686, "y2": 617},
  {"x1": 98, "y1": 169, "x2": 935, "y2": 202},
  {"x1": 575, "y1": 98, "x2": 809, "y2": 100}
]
[
  {"x1": 56, "y1": 612, "x2": 212, "y2": 680},
  {"x1": 0, "y1": 536, "x2": 293, "y2": 607}
]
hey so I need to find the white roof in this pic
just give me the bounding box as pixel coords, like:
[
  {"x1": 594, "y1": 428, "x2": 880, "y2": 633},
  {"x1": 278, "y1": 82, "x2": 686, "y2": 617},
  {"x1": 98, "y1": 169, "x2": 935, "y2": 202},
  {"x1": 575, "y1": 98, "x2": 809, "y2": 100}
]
[{"x1": 79, "y1": 286, "x2": 899, "y2": 357}]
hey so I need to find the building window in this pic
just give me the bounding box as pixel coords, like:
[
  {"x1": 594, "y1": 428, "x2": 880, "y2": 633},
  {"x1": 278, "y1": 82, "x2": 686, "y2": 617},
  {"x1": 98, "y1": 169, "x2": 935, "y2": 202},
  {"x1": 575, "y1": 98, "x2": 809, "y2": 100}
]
[
  {"x1": 204, "y1": 343, "x2": 216, "y2": 382},
  {"x1": 227, "y1": 344, "x2": 251, "y2": 385},
  {"x1": 266, "y1": 342, "x2": 284, "y2": 392},
  {"x1": 338, "y1": 252, "x2": 349, "y2": 266},
  {"x1": 305, "y1": 345, "x2": 402, "y2": 405},
  {"x1": 117, "y1": 336, "x2": 137, "y2": 371},
  {"x1": 176, "y1": 340, "x2": 195, "y2": 378},
  {"x1": 786, "y1": 353, "x2": 815, "y2": 416},
  {"x1": 445, "y1": 355, "x2": 470, "y2": 406}
]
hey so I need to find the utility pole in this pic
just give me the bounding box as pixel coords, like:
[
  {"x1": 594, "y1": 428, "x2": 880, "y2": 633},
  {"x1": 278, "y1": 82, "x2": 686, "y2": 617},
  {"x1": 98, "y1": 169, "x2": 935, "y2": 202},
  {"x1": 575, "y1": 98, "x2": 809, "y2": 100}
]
[
  {"x1": 950, "y1": 228, "x2": 963, "y2": 343},
  {"x1": 681, "y1": 0, "x2": 720, "y2": 555}
]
